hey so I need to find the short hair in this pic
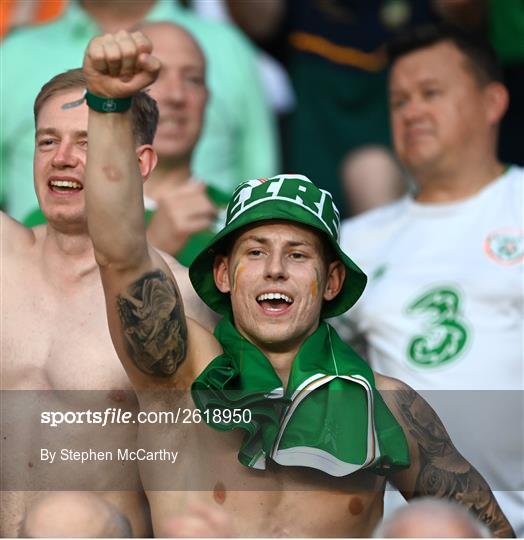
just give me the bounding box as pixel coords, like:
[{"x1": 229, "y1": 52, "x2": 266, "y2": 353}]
[
  {"x1": 387, "y1": 24, "x2": 503, "y2": 86},
  {"x1": 33, "y1": 68, "x2": 159, "y2": 145}
]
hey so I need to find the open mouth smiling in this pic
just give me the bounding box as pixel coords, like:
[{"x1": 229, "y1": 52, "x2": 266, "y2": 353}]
[
  {"x1": 256, "y1": 292, "x2": 294, "y2": 314},
  {"x1": 48, "y1": 179, "x2": 83, "y2": 193}
]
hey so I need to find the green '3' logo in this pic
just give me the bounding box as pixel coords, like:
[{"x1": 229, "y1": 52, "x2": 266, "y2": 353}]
[{"x1": 406, "y1": 287, "x2": 469, "y2": 367}]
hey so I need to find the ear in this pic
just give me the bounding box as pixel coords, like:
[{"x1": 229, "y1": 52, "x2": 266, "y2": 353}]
[
  {"x1": 136, "y1": 144, "x2": 158, "y2": 182},
  {"x1": 484, "y1": 82, "x2": 509, "y2": 125},
  {"x1": 213, "y1": 255, "x2": 231, "y2": 294},
  {"x1": 323, "y1": 260, "x2": 346, "y2": 302}
]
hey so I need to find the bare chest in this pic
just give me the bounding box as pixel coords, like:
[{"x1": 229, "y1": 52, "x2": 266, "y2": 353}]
[
  {"x1": 2, "y1": 273, "x2": 130, "y2": 391},
  {"x1": 144, "y1": 417, "x2": 385, "y2": 537},
  {"x1": 227, "y1": 485, "x2": 384, "y2": 537},
  {"x1": 1, "y1": 253, "x2": 146, "y2": 537}
]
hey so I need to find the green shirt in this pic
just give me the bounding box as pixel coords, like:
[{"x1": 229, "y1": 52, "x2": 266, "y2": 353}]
[
  {"x1": 23, "y1": 184, "x2": 229, "y2": 267},
  {"x1": 0, "y1": 0, "x2": 278, "y2": 220}
]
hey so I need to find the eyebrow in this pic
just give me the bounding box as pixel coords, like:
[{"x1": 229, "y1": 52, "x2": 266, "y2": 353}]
[
  {"x1": 35, "y1": 128, "x2": 88, "y2": 138},
  {"x1": 288, "y1": 240, "x2": 313, "y2": 248},
  {"x1": 417, "y1": 77, "x2": 442, "y2": 86},
  {"x1": 181, "y1": 65, "x2": 205, "y2": 73},
  {"x1": 241, "y1": 235, "x2": 314, "y2": 248},
  {"x1": 242, "y1": 235, "x2": 269, "y2": 245},
  {"x1": 391, "y1": 77, "x2": 442, "y2": 91}
]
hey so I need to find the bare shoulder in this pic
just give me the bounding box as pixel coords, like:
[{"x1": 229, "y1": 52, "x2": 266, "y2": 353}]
[
  {"x1": 186, "y1": 317, "x2": 223, "y2": 377},
  {"x1": 158, "y1": 247, "x2": 188, "y2": 283},
  {"x1": 373, "y1": 372, "x2": 425, "y2": 435},
  {"x1": 374, "y1": 373, "x2": 447, "y2": 441},
  {"x1": 374, "y1": 371, "x2": 407, "y2": 392},
  {"x1": 1, "y1": 211, "x2": 37, "y2": 254},
  {"x1": 157, "y1": 248, "x2": 218, "y2": 332},
  {"x1": 374, "y1": 372, "x2": 421, "y2": 428},
  {"x1": 374, "y1": 371, "x2": 413, "y2": 408}
]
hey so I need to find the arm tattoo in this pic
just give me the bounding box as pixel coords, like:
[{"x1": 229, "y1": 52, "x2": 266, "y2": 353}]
[
  {"x1": 395, "y1": 387, "x2": 515, "y2": 538},
  {"x1": 117, "y1": 270, "x2": 188, "y2": 377}
]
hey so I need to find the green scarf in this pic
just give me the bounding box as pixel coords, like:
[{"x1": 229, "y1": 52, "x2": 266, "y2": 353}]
[{"x1": 191, "y1": 317, "x2": 409, "y2": 476}]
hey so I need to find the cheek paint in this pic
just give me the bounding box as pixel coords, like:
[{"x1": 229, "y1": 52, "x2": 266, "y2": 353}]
[
  {"x1": 310, "y1": 279, "x2": 318, "y2": 298},
  {"x1": 231, "y1": 263, "x2": 244, "y2": 293},
  {"x1": 310, "y1": 268, "x2": 321, "y2": 298}
]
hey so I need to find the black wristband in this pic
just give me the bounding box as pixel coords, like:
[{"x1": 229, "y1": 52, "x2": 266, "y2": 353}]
[{"x1": 85, "y1": 91, "x2": 132, "y2": 113}]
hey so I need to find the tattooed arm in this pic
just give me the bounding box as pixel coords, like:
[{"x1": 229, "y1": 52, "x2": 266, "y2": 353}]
[
  {"x1": 116, "y1": 270, "x2": 187, "y2": 377},
  {"x1": 83, "y1": 32, "x2": 220, "y2": 388},
  {"x1": 377, "y1": 375, "x2": 515, "y2": 538}
]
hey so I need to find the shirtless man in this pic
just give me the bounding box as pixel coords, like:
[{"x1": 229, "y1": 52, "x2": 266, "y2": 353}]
[
  {"x1": 0, "y1": 67, "x2": 215, "y2": 537},
  {"x1": 22, "y1": 22, "x2": 228, "y2": 268},
  {"x1": 82, "y1": 31, "x2": 514, "y2": 537}
]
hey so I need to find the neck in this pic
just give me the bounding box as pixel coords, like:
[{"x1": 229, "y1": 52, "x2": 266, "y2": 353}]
[
  {"x1": 144, "y1": 160, "x2": 192, "y2": 200},
  {"x1": 42, "y1": 225, "x2": 98, "y2": 282},
  {"x1": 413, "y1": 155, "x2": 505, "y2": 203},
  {"x1": 247, "y1": 323, "x2": 322, "y2": 389},
  {"x1": 81, "y1": 0, "x2": 155, "y2": 32},
  {"x1": 264, "y1": 350, "x2": 298, "y2": 389}
]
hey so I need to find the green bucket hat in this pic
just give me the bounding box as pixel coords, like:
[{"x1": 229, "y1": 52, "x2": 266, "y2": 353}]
[{"x1": 189, "y1": 174, "x2": 367, "y2": 318}]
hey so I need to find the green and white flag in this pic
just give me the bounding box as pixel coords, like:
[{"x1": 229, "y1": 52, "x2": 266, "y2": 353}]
[{"x1": 192, "y1": 316, "x2": 410, "y2": 477}]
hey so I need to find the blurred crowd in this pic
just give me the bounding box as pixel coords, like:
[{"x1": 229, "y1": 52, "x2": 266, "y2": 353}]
[{"x1": 1, "y1": 0, "x2": 522, "y2": 221}]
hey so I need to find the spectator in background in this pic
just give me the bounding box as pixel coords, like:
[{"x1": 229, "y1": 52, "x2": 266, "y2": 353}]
[
  {"x1": 222, "y1": 0, "x2": 439, "y2": 216},
  {"x1": 432, "y1": 0, "x2": 524, "y2": 166},
  {"x1": 373, "y1": 497, "x2": 492, "y2": 538},
  {"x1": 0, "y1": 66, "x2": 216, "y2": 538},
  {"x1": 191, "y1": 0, "x2": 295, "y2": 117},
  {"x1": 340, "y1": 145, "x2": 408, "y2": 216},
  {"x1": 0, "y1": 0, "x2": 278, "y2": 222},
  {"x1": 22, "y1": 20, "x2": 230, "y2": 268},
  {"x1": 141, "y1": 21, "x2": 229, "y2": 267},
  {"x1": 335, "y1": 24, "x2": 523, "y2": 535},
  {"x1": 19, "y1": 492, "x2": 133, "y2": 538}
]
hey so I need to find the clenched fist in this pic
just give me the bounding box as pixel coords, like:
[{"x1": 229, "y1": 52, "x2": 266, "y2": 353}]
[{"x1": 83, "y1": 30, "x2": 161, "y2": 98}]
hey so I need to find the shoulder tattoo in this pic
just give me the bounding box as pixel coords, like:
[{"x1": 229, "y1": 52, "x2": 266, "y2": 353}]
[{"x1": 116, "y1": 270, "x2": 188, "y2": 377}]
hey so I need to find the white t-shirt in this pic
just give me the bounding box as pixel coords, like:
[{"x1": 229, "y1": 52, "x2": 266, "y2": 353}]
[{"x1": 336, "y1": 166, "x2": 524, "y2": 534}]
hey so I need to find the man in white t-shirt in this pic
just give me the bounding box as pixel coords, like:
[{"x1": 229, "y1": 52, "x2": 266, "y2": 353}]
[{"x1": 336, "y1": 24, "x2": 523, "y2": 535}]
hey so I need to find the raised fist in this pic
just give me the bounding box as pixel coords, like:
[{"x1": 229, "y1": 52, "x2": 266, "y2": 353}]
[{"x1": 83, "y1": 30, "x2": 161, "y2": 98}]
